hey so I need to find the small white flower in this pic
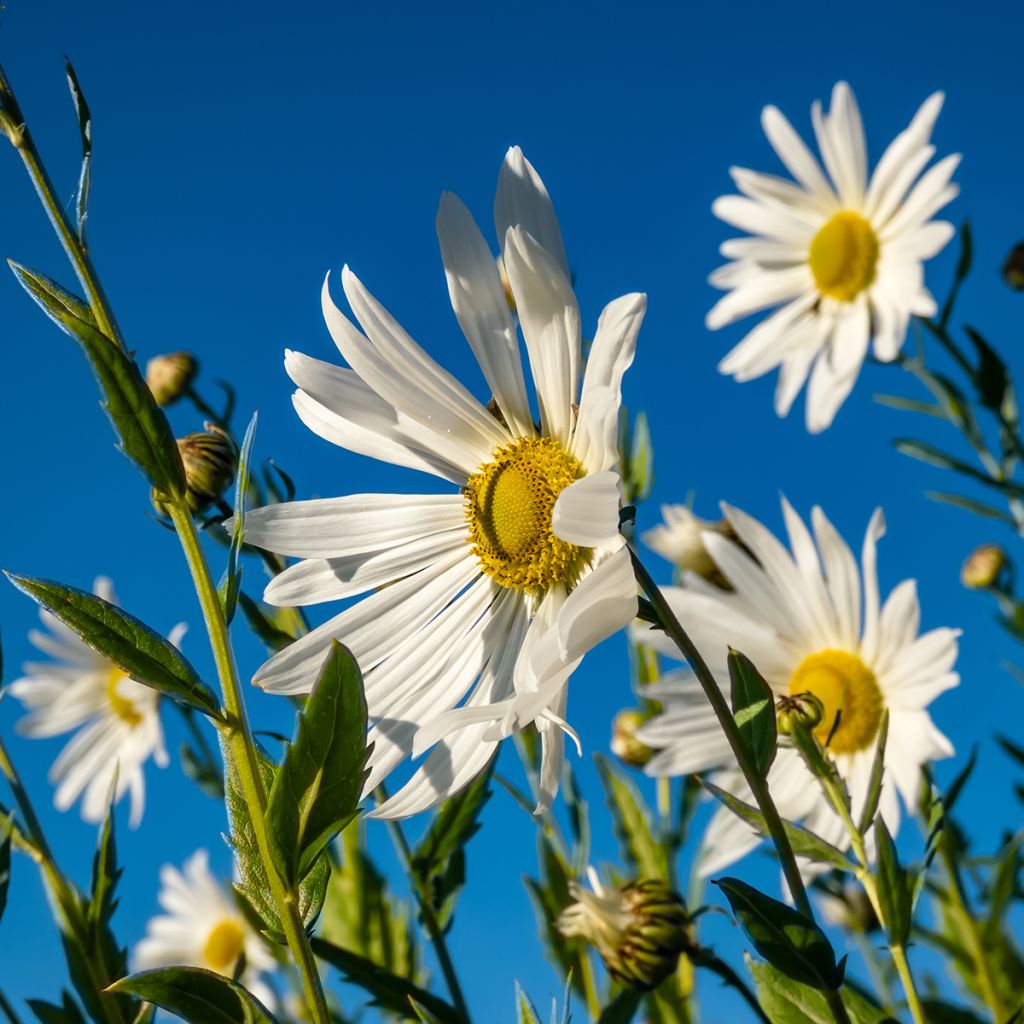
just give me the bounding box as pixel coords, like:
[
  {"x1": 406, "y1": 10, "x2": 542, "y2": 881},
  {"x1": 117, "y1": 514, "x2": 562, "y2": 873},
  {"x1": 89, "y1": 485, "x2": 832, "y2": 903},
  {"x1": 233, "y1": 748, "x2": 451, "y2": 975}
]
[
  {"x1": 8, "y1": 577, "x2": 182, "y2": 827},
  {"x1": 708, "y1": 82, "x2": 959, "y2": 432},
  {"x1": 135, "y1": 849, "x2": 276, "y2": 1007},
  {"x1": 636, "y1": 499, "x2": 958, "y2": 876},
  {"x1": 242, "y1": 147, "x2": 642, "y2": 818}
]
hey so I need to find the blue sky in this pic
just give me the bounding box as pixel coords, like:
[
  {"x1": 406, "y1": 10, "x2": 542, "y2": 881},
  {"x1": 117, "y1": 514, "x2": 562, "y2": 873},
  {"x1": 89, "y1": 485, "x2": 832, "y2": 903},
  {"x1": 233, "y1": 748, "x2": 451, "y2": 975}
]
[{"x1": 2, "y1": 0, "x2": 1024, "y2": 1018}]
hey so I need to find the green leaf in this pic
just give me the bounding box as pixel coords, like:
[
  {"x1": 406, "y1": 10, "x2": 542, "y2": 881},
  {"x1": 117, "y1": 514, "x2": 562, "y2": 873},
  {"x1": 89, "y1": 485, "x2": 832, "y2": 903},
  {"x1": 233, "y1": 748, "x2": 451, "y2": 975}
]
[
  {"x1": 311, "y1": 938, "x2": 460, "y2": 1024},
  {"x1": 874, "y1": 818, "x2": 911, "y2": 947},
  {"x1": 747, "y1": 960, "x2": 889, "y2": 1024},
  {"x1": 5, "y1": 574, "x2": 220, "y2": 720},
  {"x1": 728, "y1": 649, "x2": 777, "y2": 776},
  {"x1": 220, "y1": 412, "x2": 258, "y2": 625},
  {"x1": 714, "y1": 878, "x2": 843, "y2": 990},
  {"x1": 594, "y1": 754, "x2": 669, "y2": 880},
  {"x1": 700, "y1": 781, "x2": 853, "y2": 871},
  {"x1": 596, "y1": 990, "x2": 641, "y2": 1024},
  {"x1": 0, "y1": 814, "x2": 11, "y2": 923},
  {"x1": 919, "y1": 1000, "x2": 987, "y2": 1024},
  {"x1": 409, "y1": 999, "x2": 445, "y2": 1024},
  {"x1": 873, "y1": 394, "x2": 944, "y2": 418},
  {"x1": 924, "y1": 491, "x2": 1016, "y2": 524},
  {"x1": 267, "y1": 642, "x2": 369, "y2": 883},
  {"x1": 88, "y1": 794, "x2": 120, "y2": 939},
  {"x1": 65, "y1": 61, "x2": 92, "y2": 244},
  {"x1": 944, "y1": 748, "x2": 977, "y2": 814},
  {"x1": 964, "y1": 326, "x2": 1010, "y2": 412},
  {"x1": 27, "y1": 994, "x2": 88, "y2": 1024},
  {"x1": 8, "y1": 262, "x2": 184, "y2": 492},
  {"x1": 514, "y1": 983, "x2": 541, "y2": 1024},
  {"x1": 940, "y1": 220, "x2": 972, "y2": 328},
  {"x1": 856, "y1": 710, "x2": 889, "y2": 835},
  {"x1": 628, "y1": 411, "x2": 654, "y2": 504},
  {"x1": 237, "y1": 594, "x2": 300, "y2": 652},
  {"x1": 108, "y1": 967, "x2": 277, "y2": 1024}
]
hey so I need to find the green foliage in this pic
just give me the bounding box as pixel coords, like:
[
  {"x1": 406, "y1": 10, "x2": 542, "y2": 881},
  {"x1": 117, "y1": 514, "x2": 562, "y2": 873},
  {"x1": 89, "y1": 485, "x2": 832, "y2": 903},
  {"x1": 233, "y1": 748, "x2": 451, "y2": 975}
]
[
  {"x1": 595, "y1": 754, "x2": 669, "y2": 880},
  {"x1": 727, "y1": 649, "x2": 777, "y2": 777},
  {"x1": 5, "y1": 573, "x2": 220, "y2": 720},
  {"x1": 714, "y1": 878, "x2": 843, "y2": 991},
  {"x1": 0, "y1": 813, "x2": 11, "y2": 923},
  {"x1": 747, "y1": 961, "x2": 888, "y2": 1024},
  {"x1": 311, "y1": 938, "x2": 461, "y2": 1024},
  {"x1": 514, "y1": 983, "x2": 541, "y2": 1024},
  {"x1": 108, "y1": 968, "x2": 277, "y2": 1024},
  {"x1": 855, "y1": 711, "x2": 889, "y2": 835},
  {"x1": 874, "y1": 818, "x2": 911, "y2": 947},
  {"x1": 8, "y1": 262, "x2": 184, "y2": 493},
  {"x1": 219, "y1": 412, "x2": 258, "y2": 625},
  {"x1": 64, "y1": 61, "x2": 92, "y2": 245},
  {"x1": 27, "y1": 993, "x2": 88, "y2": 1024},
  {"x1": 595, "y1": 990, "x2": 642, "y2": 1024},
  {"x1": 618, "y1": 409, "x2": 654, "y2": 506}
]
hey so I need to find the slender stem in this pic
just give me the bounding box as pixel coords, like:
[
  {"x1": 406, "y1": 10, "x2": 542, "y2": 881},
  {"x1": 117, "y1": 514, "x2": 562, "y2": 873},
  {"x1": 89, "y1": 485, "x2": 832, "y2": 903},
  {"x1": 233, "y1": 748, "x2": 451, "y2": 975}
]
[
  {"x1": 378, "y1": 798, "x2": 471, "y2": 1024},
  {"x1": 186, "y1": 385, "x2": 229, "y2": 429},
  {"x1": 888, "y1": 946, "x2": 926, "y2": 1024},
  {"x1": 0, "y1": 65, "x2": 123, "y2": 347},
  {"x1": 689, "y1": 945, "x2": 770, "y2": 1024},
  {"x1": 0, "y1": 736, "x2": 126, "y2": 1024},
  {"x1": 167, "y1": 501, "x2": 331, "y2": 1024}
]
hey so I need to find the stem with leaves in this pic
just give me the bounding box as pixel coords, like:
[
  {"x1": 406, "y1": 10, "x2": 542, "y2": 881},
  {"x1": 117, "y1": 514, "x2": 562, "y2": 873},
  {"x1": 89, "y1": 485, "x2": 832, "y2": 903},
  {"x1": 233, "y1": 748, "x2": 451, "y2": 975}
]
[{"x1": 629, "y1": 548, "x2": 851, "y2": 1024}]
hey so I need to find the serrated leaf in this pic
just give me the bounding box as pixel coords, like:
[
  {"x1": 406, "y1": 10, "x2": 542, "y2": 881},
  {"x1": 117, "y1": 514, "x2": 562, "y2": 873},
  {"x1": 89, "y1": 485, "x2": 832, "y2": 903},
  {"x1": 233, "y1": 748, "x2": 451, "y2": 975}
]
[
  {"x1": 65, "y1": 61, "x2": 92, "y2": 244},
  {"x1": 108, "y1": 967, "x2": 277, "y2": 1024},
  {"x1": 747, "y1": 960, "x2": 888, "y2": 1024},
  {"x1": 8, "y1": 262, "x2": 183, "y2": 492},
  {"x1": 267, "y1": 642, "x2": 369, "y2": 883},
  {"x1": 715, "y1": 878, "x2": 842, "y2": 990},
  {"x1": 311, "y1": 938, "x2": 460, "y2": 1024},
  {"x1": 874, "y1": 818, "x2": 911, "y2": 947},
  {"x1": 700, "y1": 781, "x2": 852, "y2": 871},
  {"x1": 856, "y1": 710, "x2": 889, "y2": 835},
  {"x1": 728, "y1": 649, "x2": 777, "y2": 776},
  {"x1": 5, "y1": 574, "x2": 219, "y2": 719},
  {"x1": 220, "y1": 412, "x2": 258, "y2": 625},
  {"x1": 594, "y1": 754, "x2": 668, "y2": 880}
]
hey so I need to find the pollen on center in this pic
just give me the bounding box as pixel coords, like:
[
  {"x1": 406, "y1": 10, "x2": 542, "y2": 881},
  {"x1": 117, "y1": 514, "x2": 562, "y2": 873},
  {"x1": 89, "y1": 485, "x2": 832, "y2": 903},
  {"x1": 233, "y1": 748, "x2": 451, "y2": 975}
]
[
  {"x1": 202, "y1": 917, "x2": 246, "y2": 973},
  {"x1": 808, "y1": 210, "x2": 879, "y2": 302}
]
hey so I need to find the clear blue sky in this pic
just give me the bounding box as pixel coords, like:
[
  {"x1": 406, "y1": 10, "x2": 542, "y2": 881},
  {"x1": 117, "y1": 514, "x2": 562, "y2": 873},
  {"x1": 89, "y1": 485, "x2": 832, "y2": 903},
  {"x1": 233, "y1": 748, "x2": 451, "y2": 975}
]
[{"x1": 1, "y1": 0, "x2": 1023, "y2": 1018}]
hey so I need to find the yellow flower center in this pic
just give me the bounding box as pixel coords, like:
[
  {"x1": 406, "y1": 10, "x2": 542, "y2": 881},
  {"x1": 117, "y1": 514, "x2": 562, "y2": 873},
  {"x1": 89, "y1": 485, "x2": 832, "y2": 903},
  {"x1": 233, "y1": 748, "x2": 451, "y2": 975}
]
[
  {"x1": 788, "y1": 649, "x2": 883, "y2": 754},
  {"x1": 202, "y1": 917, "x2": 246, "y2": 973},
  {"x1": 808, "y1": 211, "x2": 879, "y2": 302},
  {"x1": 105, "y1": 668, "x2": 142, "y2": 727},
  {"x1": 464, "y1": 436, "x2": 585, "y2": 592}
]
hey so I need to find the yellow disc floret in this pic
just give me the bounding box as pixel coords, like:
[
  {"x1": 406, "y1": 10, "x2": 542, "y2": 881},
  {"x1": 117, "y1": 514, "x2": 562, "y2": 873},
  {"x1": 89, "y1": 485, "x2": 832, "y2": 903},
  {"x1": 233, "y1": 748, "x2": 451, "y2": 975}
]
[
  {"x1": 106, "y1": 667, "x2": 142, "y2": 727},
  {"x1": 787, "y1": 649, "x2": 883, "y2": 754},
  {"x1": 808, "y1": 211, "x2": 879, "y2": 302},
  {"x1": 202, "y1": 917, "x2": 246, "y2": 973},
  {"x1": 465, "y1": 436, "x2": 586, "y2": 592}
]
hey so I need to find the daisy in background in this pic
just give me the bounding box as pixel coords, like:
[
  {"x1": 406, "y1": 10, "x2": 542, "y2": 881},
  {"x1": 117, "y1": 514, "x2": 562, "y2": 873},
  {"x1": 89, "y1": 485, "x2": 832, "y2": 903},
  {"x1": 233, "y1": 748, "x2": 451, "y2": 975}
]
[
  {"x1": 708, "y1": 82, "x2": 959, "y2": 433},
  {"x1": 241, "y1": 147, "x2": 641, "y2": 818},
  {"x1": 8, "y1": 577, "x2": 183, "y2": 828},
  {"x1": 135, "y1": 849, "x2": 277, "y2": 1006},
  {"x1": 635, "y1": 499, "x2": 958, "y2": 877},
  {"x1": 642, "y1": 503, "x2": 734, "y2": 585}
]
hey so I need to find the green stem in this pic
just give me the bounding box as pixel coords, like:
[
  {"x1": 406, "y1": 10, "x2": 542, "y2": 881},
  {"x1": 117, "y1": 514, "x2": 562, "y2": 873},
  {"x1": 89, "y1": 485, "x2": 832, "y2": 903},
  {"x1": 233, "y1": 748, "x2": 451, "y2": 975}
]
[
  {"x1": 377, "y1": 798, "x2": 471, "y2": 1024},
  {"x1": 0, "y1": 65, "x2": 123, "y2": 347},
  {"x1": 629, "y1": 549, "x2": 851, "y2": 1024},
  {"x1": 186, "y1": 385, "x2": 229, "y2": 429},
  {"x1": 689, "y1": 945, "x2": 769, "y2": 1024},
  {"x1": 166, "y1": 501, "x2": 331, "y2": 1024},
  {"x1": 888, "y1": 945, "x2": 926, "y2": 1024},
  {"x1": 0, "y1": 736, "x2": 126, "y2": 1024}
]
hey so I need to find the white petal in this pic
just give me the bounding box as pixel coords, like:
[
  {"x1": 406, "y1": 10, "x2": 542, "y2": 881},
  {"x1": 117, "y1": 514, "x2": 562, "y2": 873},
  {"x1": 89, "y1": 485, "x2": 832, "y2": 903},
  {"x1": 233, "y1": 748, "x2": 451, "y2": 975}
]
[
  {"x1": 552, "y1": 473, "x2": 622, "y2": 548},
  {"x1": 760, "y1": 104, "x2": 835, "y2": 201}
]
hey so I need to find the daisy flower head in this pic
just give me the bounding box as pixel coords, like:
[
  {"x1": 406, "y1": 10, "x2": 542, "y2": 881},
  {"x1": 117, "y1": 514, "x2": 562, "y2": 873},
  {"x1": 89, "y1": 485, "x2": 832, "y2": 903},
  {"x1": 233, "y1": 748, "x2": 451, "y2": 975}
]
[
  {"x1": 135, "y1": 849, "x2": 276, "y2": 1007},
  {"x1": 243, "y1": 147, "x2": 643, "y2": 818},
  {"x1": 708, "y1": 82, "x2": 959, "y2": 433},
  {"x1": 635, "y1": 499, "x2": 958, "y2": 877},
  {"x1": 7, "y1": 577, "x2": 182, "y2": 827}
]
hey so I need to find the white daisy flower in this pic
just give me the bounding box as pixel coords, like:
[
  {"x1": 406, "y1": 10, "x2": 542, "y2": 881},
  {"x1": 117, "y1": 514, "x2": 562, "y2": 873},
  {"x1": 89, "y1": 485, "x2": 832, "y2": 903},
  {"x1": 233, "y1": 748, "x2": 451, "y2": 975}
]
[
  {"x1": 243, "y1": 147, "x2": 642, "y2": 818},
  {"x1": 708, "y1": 82, "x2": 960, "y2": 432},
  {"x1": 135, "y1": 849, "x2": 277, "y2": 1007},
  {"x1": 636, "y1": 499, "x2": 958, "y2": 877},
  {"x1": 642, "y1": 504, "x2": 727, "y2": 582},
  {"x1": 7, "y1": 577, "x2": 182, "y2": 828}
]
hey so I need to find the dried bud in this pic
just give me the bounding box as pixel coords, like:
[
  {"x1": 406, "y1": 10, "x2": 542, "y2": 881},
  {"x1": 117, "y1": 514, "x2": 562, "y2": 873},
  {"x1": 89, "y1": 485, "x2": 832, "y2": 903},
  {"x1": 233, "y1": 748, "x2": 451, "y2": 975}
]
[
  {"x1": 558, "y1": 876, "x2": 688, "y2": 991},
  {"x1": 1002, "y1": 242, "x2": 1024, "y2": 292},
  {"x1": 641, "y1": 505, "x2": 734, "y2": 586},
  {"x1": 611, "y1": 709, "x2": 653, "y2": 768},
  {"x1": 961, "y1": 544, "x2": 1008, "y2": 590},
  {"x1": 146, "y1": 352, "x2": 198, "y2": 406},
  {"x1": 154, "y1": 426, "x2": 236, "y2": 516},
  {"x1": 776, "y1": 692, "x2": 825, "y2": 735}
]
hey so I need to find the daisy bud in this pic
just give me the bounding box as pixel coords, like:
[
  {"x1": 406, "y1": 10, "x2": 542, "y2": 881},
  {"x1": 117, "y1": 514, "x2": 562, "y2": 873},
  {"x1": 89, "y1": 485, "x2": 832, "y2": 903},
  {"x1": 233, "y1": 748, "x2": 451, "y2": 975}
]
[
  {"x1": 153, "y1": 427, "x2": 236, "y2": 516},
  {"x1": 557, "y1": 877, "x2": 689, "y2": 991},
  {"x1": 146, "y1": 352, "x2": 198, "y2": 406},
  {"x1": 611, "y1": 709, "x2": 653, "y2": 768},
  {"x1": 642, "y1": 506, "x2": 735, "y2": 586},
  {"x1": 1002, "y1": 243, "x2": 1024, "y2": 292},
  {"x1": 961, "y1": 544, "x2": 1008, "y2": 590},
  {"x1": 776, "y1": 692, "x2": 825, "y2": 735}
]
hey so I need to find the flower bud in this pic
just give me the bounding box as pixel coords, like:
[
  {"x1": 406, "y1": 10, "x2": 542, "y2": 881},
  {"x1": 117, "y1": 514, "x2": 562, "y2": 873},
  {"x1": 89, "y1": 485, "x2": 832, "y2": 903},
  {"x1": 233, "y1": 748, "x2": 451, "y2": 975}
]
[
  {"x1": 146, "y1": 352, "x2": 198, "y2": 406},
  {"x1": 1002, "y1": 243, "x2": 1024, "y2": 292},
  {"x1": 817, "y1": 883, "x2": 880, "y2": 935},
  {"x1": 557, "y1": 876, "x2": 688, "y2": 991},
  {"x1": 641, "y1": 505, "x2": 735, "y2": 586},
  {"x1": 154, "y1": 426, "x2": 236, "y2": 516},
  {"x1": 776, "y1": 692, "x2": 824, "y2": 735},
  {"x1": 961, "y1": 544, "x2": 1008, "y2": 590},
  {"x1": 611, "y1": 709, "x2": 653, "y2": 768}
]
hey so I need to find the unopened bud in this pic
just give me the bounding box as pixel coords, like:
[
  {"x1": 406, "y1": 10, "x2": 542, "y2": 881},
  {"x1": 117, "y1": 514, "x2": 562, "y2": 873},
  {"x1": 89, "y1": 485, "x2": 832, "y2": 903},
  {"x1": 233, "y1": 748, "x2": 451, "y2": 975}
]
[
  {"x1": 642, "y1": 505, "x2": 735, "y2": 586},
  {"x1": 961, "y1": 544, "x2": 1008, "y2": 590},
  {"x1": 776, "y1": 692, "x2": 824, "y2": 735},
  {"x1": 611, "y1": 709, "x2": 653, "y2": 768},
  {"x1": 146, "y1": 352, "x2": 198, "y2": 406},
  {"x1": 154, "y1": 426, "x2": 236, "y2": 516},
  {"x1": 1002, "y1": 243, "x2": 1024, "y2": 292},
  {"x1": 558, "y1": 876, "x2": 688, "y2": 991}
]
